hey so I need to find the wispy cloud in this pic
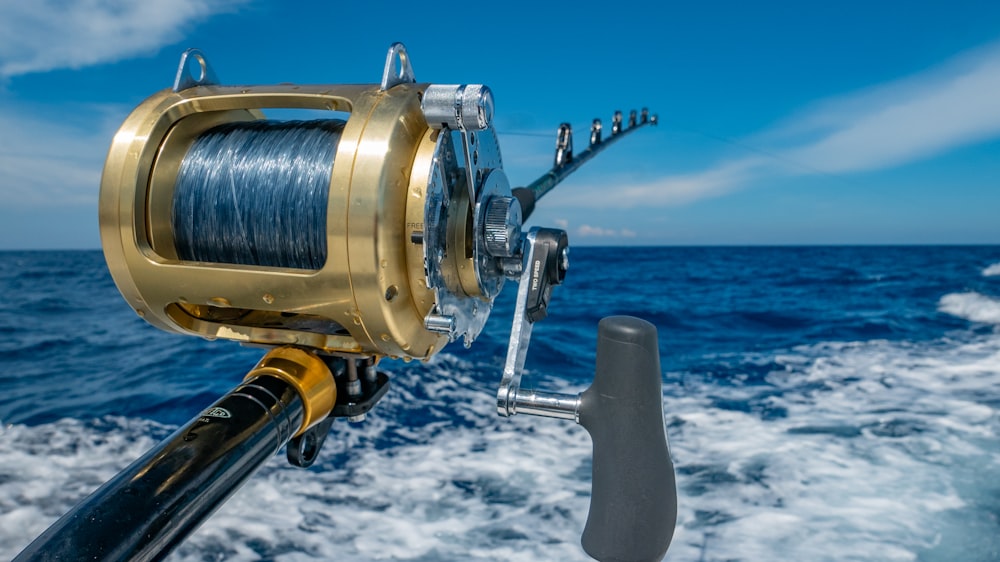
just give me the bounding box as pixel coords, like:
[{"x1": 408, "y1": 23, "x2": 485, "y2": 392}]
[
  {"x1": 0, "y1": 0, "x2": 245, "y2": 78},
  {"x1": 551, "y1": 218, "x2": 637, "y2": 238},
  {"x1": 0, "y1": 104, "x2": 122, "y2": 204},
  {"x1": 575, "y1": 224, "x2": 637, "y2": 238},
  {"x1": 0, "y1": 0, "x2": 248, "y2": 205},
  {"x1": 552, "y1": 39, "x2": 1000, "y2": 209},
  {"x1": 781, "y1": 43, "x2": 1000, "y2": 173}
]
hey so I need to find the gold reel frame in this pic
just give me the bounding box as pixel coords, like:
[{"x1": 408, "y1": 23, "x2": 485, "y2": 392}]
[{"x1": 100, "y1": 82, "x2": 452, "y2": 360}]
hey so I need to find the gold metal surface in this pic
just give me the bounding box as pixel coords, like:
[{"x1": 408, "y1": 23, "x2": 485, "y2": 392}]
[
  {"x1": 244, "y1": 346, "x2": 335, "y2": 435},
  {"x1": 100, "y1": 83, "x2": 456, "y2": 359},
  {"x1": 448, "y1": 176, "x2": 480, "y2": 298},
  {"x1": 344, "y1": 84, "x2": 447, "y2": 360},
  {"x1": 404, "y1": 128, "x2": 440, "y2": 357}
]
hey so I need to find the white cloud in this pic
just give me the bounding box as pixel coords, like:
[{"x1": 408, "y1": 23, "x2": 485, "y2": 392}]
[
  {"x1": 0, "y1": 0, "x2": 245, "y2": 78},
  {"x1": 782, "y1": 45, "x2": 1000, "y2": 174},
  {"x1": 549, "y1": 157, "x2": 767, "y2": 209},
  {"x1": 0, "y1": 104, "x2": 125, "y2": 204},
  {"x1": 550, "y1": 39, "x2": 1000, "y2": 209},
  {"x1": 576, "y1": 224, "x2": 637, "y2": 238},
  {"x1": 0, "y1": 0, "x2": 247, "y2": 205}
]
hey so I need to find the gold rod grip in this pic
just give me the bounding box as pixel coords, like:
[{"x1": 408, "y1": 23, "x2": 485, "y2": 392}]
[{"x1": 245, "y1": 347, "x2": 336, "y2": 436}]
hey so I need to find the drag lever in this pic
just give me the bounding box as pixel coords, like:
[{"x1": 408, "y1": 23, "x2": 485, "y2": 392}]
[{"x1": 495, "y1": 231, "x2": 677, "y2": 561}]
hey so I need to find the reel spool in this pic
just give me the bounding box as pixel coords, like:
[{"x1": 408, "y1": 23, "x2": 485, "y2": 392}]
[{"x1": 100, "y1": 44, "x2": 520, "y2": 360}]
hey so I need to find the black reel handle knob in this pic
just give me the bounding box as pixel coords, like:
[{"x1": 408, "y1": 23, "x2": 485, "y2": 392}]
[{"x1": 578, "y1": 316, "x2": 677, "y2": 562}]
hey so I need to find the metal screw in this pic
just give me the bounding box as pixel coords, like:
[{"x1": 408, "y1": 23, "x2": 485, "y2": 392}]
[
  {"x1": 346, "y1": 359, "x2": 365, "y2": 423},
  {"x1": 425, "y1": 313, "x2": 457, "y2": 338}
]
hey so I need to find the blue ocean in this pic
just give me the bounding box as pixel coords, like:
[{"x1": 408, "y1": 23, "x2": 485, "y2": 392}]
[{"x1": 1, "y1": 246, "x2": 999, "y2": 561}]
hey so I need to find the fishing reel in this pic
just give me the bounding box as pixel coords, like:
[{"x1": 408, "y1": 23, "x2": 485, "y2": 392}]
[
  {"x1": 101, "y1": 44, "x2": 514, "y2": 361},
  {"x1": 94, "y1": 44, "x2": 675, "y2": 561}
]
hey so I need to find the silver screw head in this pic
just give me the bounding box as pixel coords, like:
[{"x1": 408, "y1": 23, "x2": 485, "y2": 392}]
[{"x1": 424, "y1": 313, "x2": 457, "y2": 338}]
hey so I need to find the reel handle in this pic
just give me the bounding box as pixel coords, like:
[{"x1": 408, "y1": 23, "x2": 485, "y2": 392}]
[{"x1": 578, "y1": 316, "x2": 677, "y2": 562}]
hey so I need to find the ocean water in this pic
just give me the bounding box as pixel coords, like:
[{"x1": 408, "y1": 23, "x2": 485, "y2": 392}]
[{"x1": 0, "y1": 246, "x2": 998, "y2": 561}]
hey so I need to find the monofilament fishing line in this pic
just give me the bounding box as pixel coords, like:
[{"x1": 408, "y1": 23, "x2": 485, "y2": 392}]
[{"x1": 172, "y1": 119, "x2": 346, "y2": 269}]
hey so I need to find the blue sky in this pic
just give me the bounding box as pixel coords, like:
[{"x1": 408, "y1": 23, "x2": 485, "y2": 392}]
[{"x1": 1, "y1": 0, "x2": 999, "y2": 248}]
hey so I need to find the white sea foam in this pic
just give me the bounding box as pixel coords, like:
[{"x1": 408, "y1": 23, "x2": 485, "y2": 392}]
[
  {"x1": 666, "y1": 333, "x2": 1000, "y2": 562},
  {"x1": 982, "y1": 263, "x2": 1000, "y2": 276},
  {"x1": 0, "y1": 418, "x2": 163, "y2": 555},
  {"x1": 938, "y1": 291, "x2": 1000, "y2": 324},
  {"x1": 0, "y1": 371, "x2": 594, "y2": 561},
  {"x1": 2, "y1": 333, "x2": 999, "y2": 561}
]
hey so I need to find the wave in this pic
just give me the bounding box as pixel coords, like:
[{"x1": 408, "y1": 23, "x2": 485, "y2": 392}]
[
  {"x1": 983, "y1": 263, "x2": 1000, "y2": 277},
  {"x1": 938, "y1": 292, "x2": 1000, "y2": 324},
  {"x1": 0, "y1": 414, "x2": 592, "y2": 561},
  {"x1": 668, "y1": 333, "x2": 1000, "y2": 561},
  {"x1": 3, "y1": 330, "x2": 999, "y2": 561}
]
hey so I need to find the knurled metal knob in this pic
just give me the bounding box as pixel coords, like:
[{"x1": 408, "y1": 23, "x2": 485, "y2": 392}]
[
  {"x1": 484, "y1": 196, "x2": 522, "y2": 258},
  {"x1": 421, "y1": 84, "x2": 494, "y2": 130}
]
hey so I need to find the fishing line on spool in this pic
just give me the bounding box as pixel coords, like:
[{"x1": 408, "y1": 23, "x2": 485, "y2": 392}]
[{"x1": 172, "y1": 119, "x2": 346, "y2": 270}]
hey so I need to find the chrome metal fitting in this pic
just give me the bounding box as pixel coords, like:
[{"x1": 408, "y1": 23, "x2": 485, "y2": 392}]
[
  {"x1": 500, "y1": 257, "x2": 523, "y2": 279},
  {"x1": 424, "y1": 313, "x2": 457, "y2": 337},
  {"x1": 380, "y1": 42, "x2": 416, "y2": 90},
  {"x1": 173, "y1": 49, "x2": 219, "y2": 92},
  {"x1": 484, "y1": 196, "x2": 522, "y2": 258},
  {"x1": 555, "y1": 123, "x2": 573, "y2": 167},
  {"x1": 421, "y1": 84, "x2": 494, "y2": 130},
  {"x1": 590, "y1": 119, "x2": 602, "y2": 146}
]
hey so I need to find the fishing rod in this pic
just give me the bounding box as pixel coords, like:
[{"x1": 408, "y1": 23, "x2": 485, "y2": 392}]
[
  {"x1": 16, "y1": 44, "x2": 676, "y2": 562},
  {"x1": 512, "y1": 108, "x2": 657, "y2": 220}
]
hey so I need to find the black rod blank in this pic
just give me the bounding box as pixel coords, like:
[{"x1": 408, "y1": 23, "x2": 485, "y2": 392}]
[
  {"x1": 14, "y1": 375, "x2": 305, "y2": 561},
  {"x1": 515, "y1": 109, "x2": 657, "y2": 221}
]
